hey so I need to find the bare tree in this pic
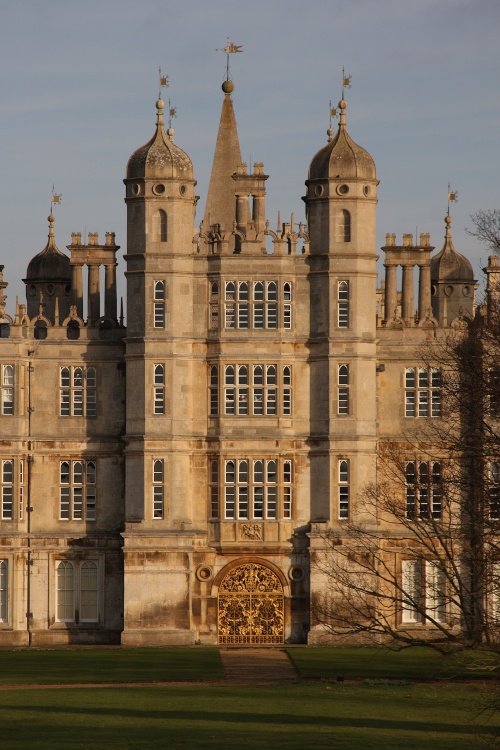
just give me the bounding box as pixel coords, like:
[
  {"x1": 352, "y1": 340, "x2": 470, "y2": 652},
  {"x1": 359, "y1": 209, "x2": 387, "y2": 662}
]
[
  {"x1": 312, "y1": 312, "x2": 500, "y2": 654},
  {"x1": 467, "y1": 209, "x2": 500, "y2": 255}
]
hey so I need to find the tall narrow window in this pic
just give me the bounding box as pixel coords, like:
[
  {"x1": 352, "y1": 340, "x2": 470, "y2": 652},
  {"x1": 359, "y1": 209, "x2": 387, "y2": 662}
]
[
  {"x1": 224, "y1": 366, "x2": 235, "y2": 415},
  {"x1": 338, "y1": 281, "x2": 349, "y2": 328},
  {"x1": 56, "y1": 561, "x2": 75, "y2": 622},
  {"x1": 238, "y1": 366, "x2": 248, "y2": 415},
  {"x1": 210, "y1": 460, "x2": 219, "y2": 519},
  {"x1": 425, "y1": 561, "x2": 446, "y2": 623},
  {"x1": 283, "y1": 282, "x2": 292, "y2": 329},
  {"x1": 266, "y1": 366, "x2": 277, "y2": 415},
  {"x1": 19, "y1": 460, "x2": 24, "y2": 520},
  {"x1": 0, "y1": 560, "x2": 7, "y2": 622},
  {"x1": 238, "y1": 460, "x2": 249, "y2": 519},
  {"x1": 267, "y1": 282, "x2": 278, "y2": 328},
  {"x1": 209, "y1": 365, "x2": 219, "y2": 416},
  {"x1": 283, "y1": 460, "x2": 292, "y2": 519},
  {"x1": 1, "y1": 461, "x2": 13, "y2": 520},
  {"x1": 253, "y1": 366, "x2": 264, "y2": 415},
  {"x1": 210, "y1": 282, "x2": 219, "y2": 330},
  {"x1": 153, "y1": 459, "x2": 164, "y2": 519},
  {"x1": 401, "y1": 559, "x2": 422, "y2": 623},
  {"x1": 336, "y1": 210, "x2": 351, "y2": 242},
  {"x1": 159, "y1": 210, "x2": 167, "y2": 242},
  {"x1": 154, "y1": 364, "x2": 165, "y2": 415},
  {"x1": 339, "y1": 459, "x2": 350, "y2": 519},
  {"x1": 225, "y1": 282, "x2": 236, "y2": 329},
  {"x1": 253, "y1": 282, "x2": 264, "y2": 328},
  {"x1": 1, "y1": 365, "x2": 14, "y2": 415},
  {"x1": 338, "y1": 365, "x2": 349, "y2": 415},
  {"x1": 80, "y1": 562, "x2": 98, "y2": 622},
  {"x1": 238, "y1": 283, "x2": 249, "y2": 328},
  {"x1": 154, "y1": 280, "x2": 165, "y2": 328},
  {"x1": 283, "y1": 366, "x2": 292, "y2": 416},
  {"x1": 60, "y1": 367, "x2": 97, "y2": 417},
  {"x1": 225, "y1": 460, "x2": 236, "y2": 519}
]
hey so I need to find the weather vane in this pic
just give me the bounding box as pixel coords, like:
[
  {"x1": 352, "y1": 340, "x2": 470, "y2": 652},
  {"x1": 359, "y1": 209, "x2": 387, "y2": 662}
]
[
  {"x1": 168, "y1": 99, "x2": 177, "y2": 129},
  {"x1": 329, "y1": 99, "x2": 338, "y2": 125},
  {"x1": 341, "y1": 66, "x2": 352, "y2": 99},
  {"x1": 50, "y1": 184, "x2": 62, "y2": 214},
  {"x1": 447, "y1": 182, "x2": 459, "y2": 216},
  {"x1": 215, "y1": 38, "x2": 243, "y2": 82},
  {"x1": 158, "y1": 67, "x2": 169, "y2": 98}
]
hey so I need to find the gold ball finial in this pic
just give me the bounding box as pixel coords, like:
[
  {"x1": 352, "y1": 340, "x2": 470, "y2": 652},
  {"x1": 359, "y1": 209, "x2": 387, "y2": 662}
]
[
  {"x1": 222, "y1": 80, "x2": 234, "y2": 94},
  {"x1": 339, "y1": 99, "x2": 347, "y2": 110},
  {"x1": 445, "y1": 215, "x2": 452, "y2": 225},
  {"x1": 156, "y1": 99, "x2": 165, "y2": 110}
]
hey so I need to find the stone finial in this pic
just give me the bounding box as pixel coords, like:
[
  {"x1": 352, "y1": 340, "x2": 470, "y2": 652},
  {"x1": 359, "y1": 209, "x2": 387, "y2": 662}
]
[
  {"x1": 88, "y1": 232, "x2": 99, "y2": 246},
  {"x1": 71, "y1": 232, "x2": 82, "y2": 246},
  {"x1": 253, "y1": 162, "x2": 264, "y2": 175},
  {"x1": 419, "y1": 232, "x2": 430, "y2": 247},
  {"x1": 403, "y1": 233, "x2": 413, "y2": 247},
  {"x1": 385, "y1": 233, "x2": 396, "y2": 246},
  {"x1": 105, "y1": 232, "x2": 116, "y2": 246},
  {"x1": 235, "y1": 163, "x2": 248, "y2": 175}
]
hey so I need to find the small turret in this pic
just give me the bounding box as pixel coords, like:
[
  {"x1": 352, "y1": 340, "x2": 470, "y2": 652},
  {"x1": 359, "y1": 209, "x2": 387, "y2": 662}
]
[
  {"x1": 431, "y1": 216, "x2": 476, "y2": 325},
  {"x1": 24, "y1": 214, "x2": 71, "y2": 323}
]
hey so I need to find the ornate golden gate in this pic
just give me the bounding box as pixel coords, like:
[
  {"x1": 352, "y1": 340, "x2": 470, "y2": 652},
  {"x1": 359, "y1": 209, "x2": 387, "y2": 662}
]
[{"x1": 218, "y1": 562, "x2": 284, "y2": 645}]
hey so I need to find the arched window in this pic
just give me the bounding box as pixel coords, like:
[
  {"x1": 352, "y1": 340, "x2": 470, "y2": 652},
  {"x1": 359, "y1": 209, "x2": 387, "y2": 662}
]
[
  {"x1": 154, "y1": 364, "x2": 165, "y2": 414},
  {"x1": 339, "y1": 459, "x2": 350, "y2": 518},
  {"x1": 154, "y1": 280, "x2": 165, "y2": 328},
  {"x1": 56, "y1": 561, "x2": 74, "y2": 621},
  {"x1": 338, "y1": 364, "x2": 349, "y2": 415},
  {"x1": 336, "y1": 210, "x2": 351, "y2": 242},
  {"x1": 153, "y1": 459, "x2": 164, "y2": 519}
]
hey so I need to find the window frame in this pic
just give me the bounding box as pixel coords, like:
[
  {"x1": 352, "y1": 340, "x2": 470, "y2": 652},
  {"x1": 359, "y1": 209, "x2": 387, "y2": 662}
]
[
  {"x1": 1, "y1": 364, "x2": 14, "y2": 416},
  {"x1": 59, "y1": 460, "x2": 97, "y2": 522},
  {"x1": 60, "y1": 366, "x2": 97, "y2": 418}
]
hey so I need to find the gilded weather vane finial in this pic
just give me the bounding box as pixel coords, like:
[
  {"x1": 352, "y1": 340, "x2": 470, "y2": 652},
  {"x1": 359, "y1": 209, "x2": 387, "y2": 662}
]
[
  {"x1": 341, "y1": 66, "x2": 352, "y2": 99},
  {"x1": 447, "y1": 182, "x2": 459, "y2": 216},
  {"x1": 50, "y1": 184, "x2": 62, "y2": 214},
  {"x1": 158, "y1": 67, "x2": 169, "y2": 99},
  {"x1": 215, "y1": 38, "x2": 243, "y2": 82},
  {"x1": 168, "y1": 99, "x2": 177, "y2": 129}
]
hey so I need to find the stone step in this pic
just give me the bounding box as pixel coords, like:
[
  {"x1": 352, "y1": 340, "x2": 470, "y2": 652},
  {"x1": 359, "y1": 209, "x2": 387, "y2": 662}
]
[{"x1": 220, "y1": 648, "x2": 299, "y2": 682}]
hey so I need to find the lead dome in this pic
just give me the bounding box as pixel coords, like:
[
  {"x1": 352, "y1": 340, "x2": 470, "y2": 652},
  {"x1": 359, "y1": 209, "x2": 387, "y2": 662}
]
[
  {"x1": 126, "y1": 99, "x2": 194, "y2": 181},
  {"x1": 308, "y1": 99, "x2": 376, "y2": 181}
]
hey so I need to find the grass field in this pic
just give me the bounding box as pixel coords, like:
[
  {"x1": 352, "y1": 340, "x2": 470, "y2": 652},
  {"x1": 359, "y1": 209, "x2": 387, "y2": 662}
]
[
  {"x1": 0, "y1": 683, "x2": 497, "y2": 750},
  {"x1": 287, "y1": 646, "x2": 500, "y2": 681},
  {"x1": 0, "y1": 648, "x2": 497, "y2": 749},
  {"x1": 0, "y1": 648, "x2": 223, "y2": 685}
]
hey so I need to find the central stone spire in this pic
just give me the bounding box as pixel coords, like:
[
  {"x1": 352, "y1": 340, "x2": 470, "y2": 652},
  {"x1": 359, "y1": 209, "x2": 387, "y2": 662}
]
[{"x1": 203, "y1": 81, "x2": 244, "y2": 251}]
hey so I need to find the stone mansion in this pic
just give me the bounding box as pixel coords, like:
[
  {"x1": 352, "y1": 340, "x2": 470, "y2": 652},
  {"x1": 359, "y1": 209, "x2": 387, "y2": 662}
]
[{"x1": 0, "y1": 76, "x2": 495, "y2": 647}]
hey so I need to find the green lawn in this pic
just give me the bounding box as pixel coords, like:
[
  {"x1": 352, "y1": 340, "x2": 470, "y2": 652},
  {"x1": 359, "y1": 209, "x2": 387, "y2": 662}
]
[
  {"x1": 0, "y1": 683, "x2": 497, "y2": 750},
  {"x1": 0, "y1": 648, "x2": 223, "y2": 684},
  {"x1": 287, "y1": 646, "x2": 500, "y2": 681}
]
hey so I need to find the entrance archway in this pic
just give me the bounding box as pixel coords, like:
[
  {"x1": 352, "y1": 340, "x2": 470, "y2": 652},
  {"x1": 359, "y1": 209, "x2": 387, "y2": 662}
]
[{"x1": 217, "y1": 562, "x2": 284, "y2": 645}]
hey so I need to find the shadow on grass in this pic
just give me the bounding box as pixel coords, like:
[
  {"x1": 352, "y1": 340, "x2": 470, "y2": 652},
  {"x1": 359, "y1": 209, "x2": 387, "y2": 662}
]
[{"x1": 1, "y1": 703, "x2": 497, "y2": 736}]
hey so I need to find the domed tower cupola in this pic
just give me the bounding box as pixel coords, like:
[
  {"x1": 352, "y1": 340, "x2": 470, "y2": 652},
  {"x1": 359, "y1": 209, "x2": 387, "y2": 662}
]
[
  {"x1": 431, "y1": 215, "x2": 477, "y2": 324},
  {"x1": 24, "y1": 214, "x2": 71, "y2": 323},
  {"x1": 124, "y1": 97, "x2": 197, "y2": 261},
  {"x1": 126, "y1": 99, "x2": 194, "y2": 182},
  {"x1": 304, "y1": 97, "x2": 379, "y2": 257}
]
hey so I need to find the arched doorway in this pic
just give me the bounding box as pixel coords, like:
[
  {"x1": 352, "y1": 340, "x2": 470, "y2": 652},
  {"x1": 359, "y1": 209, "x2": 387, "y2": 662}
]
[{"x1": 218, "y1": 562, "x2": 284, "y2": 645}]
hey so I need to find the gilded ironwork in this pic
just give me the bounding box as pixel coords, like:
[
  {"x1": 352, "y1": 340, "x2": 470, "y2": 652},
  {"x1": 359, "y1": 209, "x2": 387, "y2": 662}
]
[{"x1": 218, "y1": 562, "x2": 284, "y2": 644}]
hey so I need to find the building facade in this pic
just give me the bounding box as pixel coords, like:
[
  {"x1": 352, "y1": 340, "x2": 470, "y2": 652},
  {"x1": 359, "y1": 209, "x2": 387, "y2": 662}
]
[{"x1": 0, "y1": 79, "x2": 494, "y2": 647}]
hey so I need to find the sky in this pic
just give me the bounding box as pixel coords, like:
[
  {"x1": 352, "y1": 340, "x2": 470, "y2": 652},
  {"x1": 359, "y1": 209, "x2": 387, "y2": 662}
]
[{"x1": 1, "y1": 0, "x2": 499, "y2": 316}]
